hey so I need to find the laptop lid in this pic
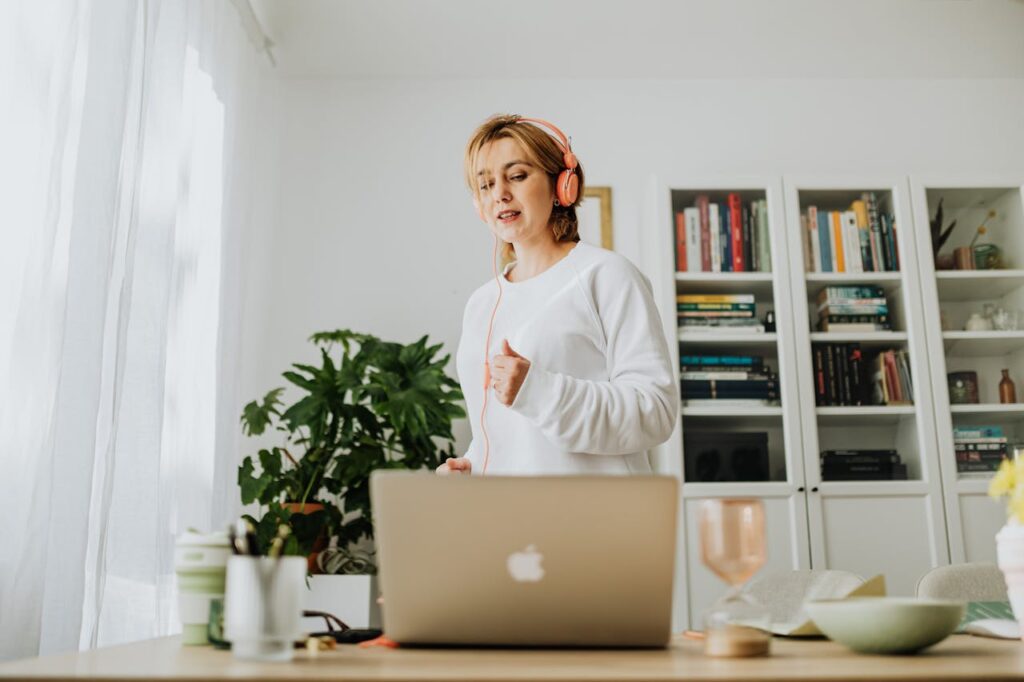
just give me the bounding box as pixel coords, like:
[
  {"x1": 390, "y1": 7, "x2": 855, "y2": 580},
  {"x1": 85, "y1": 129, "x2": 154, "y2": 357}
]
[{"x1": 370, "y1": 471, "x2": 678, "y2": 647}]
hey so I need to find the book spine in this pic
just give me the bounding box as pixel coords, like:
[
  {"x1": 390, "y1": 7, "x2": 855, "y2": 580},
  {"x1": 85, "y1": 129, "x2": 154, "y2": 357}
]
[
  {"x1": 866, "y1": 192, "x2": 883, "y2": 271},
  {"x1": 743, "y1": 203, "x2": 753, "y2": 272},
  {"x1": 685, "y1": 208, "x2": 701, "y2": 272},
  {"x1": 816, "y1": 209, "x2": 832, "y2": 273},
  {"x1": 831, "y1": 211, "x2": 845, "y2": 273},
  {"x1": 843, "y1": 211, "x2": 862, "y2": 273},
  {"x1": 852, "y1": 199, "x2": 873, "y2": 272},
  {"x1": 678, "y1": 294, "x2": 756, "y2": 304},
  {"x1": 675, "y1": 211, "x2": 687, "y2": 271},
  {"x1": 728, "y1": 193, "x2": 744, "y2": 272},
  {"x1": 814, "y1": 345, "x2": 826, "y2": 406},
  {"x1": 709, "y1": 202, "x2": 721, "y2": 273},
  {"x1": 758, "y1": 198, "x2": 771, "y2": 272},
  {"x1": 679, "y1": 303, "x2": 756, "y2": 311},
  {"x1": 818, "y1": 286, "x2": 886, "y2": 300},
  {"x1": 720, "y1": 203, "x2": 732, "y2": 273},
  {"x1": 698, "y1": 195, "x2": 711, "y2": 271},
  {"x1": 849, "y1": 345, "x2": 864, "y2": 406}
]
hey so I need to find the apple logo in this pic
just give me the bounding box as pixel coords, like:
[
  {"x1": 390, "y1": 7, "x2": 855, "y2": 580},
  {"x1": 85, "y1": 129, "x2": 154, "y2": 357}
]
[{"x1": 507, "y1": 545, "x2": 545, "y2": 582}]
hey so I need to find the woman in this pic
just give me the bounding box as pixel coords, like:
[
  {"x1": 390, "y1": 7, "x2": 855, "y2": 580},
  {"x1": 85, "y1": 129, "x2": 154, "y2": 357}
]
[{"x1": 438, "y1": 114, "x2": 677, "y2": 475}]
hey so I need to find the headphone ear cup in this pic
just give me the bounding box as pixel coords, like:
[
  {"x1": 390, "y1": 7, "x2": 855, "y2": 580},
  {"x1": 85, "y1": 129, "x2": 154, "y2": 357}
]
[{"x1": 557, "y1": 170, "x2": 579, "y2": 206}]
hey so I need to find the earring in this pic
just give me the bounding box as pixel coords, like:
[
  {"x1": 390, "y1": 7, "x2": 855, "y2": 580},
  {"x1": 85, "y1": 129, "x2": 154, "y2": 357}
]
[{"x1": 554, "y1": 199, "x2": 561, "y2": 207}]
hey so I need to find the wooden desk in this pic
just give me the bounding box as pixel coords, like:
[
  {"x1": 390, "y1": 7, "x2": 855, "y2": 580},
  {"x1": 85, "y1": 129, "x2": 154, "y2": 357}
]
[{"x1": 1, "y1": 634, "x2": 1023, "y2": 681}]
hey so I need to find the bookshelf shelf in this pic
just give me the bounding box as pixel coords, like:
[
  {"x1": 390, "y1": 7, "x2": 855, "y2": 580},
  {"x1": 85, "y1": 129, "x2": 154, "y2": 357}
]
[
  {"x1": 675, "y1": 272, "x2": 775, "y2": 299},
  {"x1": 942, "y1": 331, "x2": 1024, "y2": 357},
  {"x1": 950, "y1": 403, "x2": 1024, "y2": 414},
  {"x1": 935, "y1": 270, "x2": 1024, "y2": 301},
  {"x1": 680, "y1": 406, "x2": 783, "y2": 428},
  {"x1": 805, "y1": 272, "x2": 903, "y2": 294},
  {"x1": 677, "y1": 331, "x2": 777, "y2": 345},
  {"x1": 808, "y1": 331, "x2": 908, "y2": 345},
  {"x1": 816, "y1": 405, "x2": 916, "y2": 426}
]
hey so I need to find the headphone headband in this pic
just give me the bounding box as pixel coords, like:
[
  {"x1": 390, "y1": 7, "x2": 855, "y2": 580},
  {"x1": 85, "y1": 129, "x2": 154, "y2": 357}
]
[{"x1": 516, "y1": 116, "x2": 572, "y2": 157}]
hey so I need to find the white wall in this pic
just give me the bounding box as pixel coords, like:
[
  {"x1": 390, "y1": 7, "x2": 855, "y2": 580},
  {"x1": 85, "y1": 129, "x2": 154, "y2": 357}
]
[{"x1": 237, "y1": 76, "x2": 1024, "y2": 456}]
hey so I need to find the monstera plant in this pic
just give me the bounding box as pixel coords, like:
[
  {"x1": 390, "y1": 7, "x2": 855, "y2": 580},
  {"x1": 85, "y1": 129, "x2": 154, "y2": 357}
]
[{"x1": 238, "y1": 330, "x2": 465, "y2": 571}]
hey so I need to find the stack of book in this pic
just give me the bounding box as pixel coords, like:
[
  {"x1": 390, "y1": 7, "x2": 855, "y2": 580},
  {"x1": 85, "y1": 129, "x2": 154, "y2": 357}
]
[
  {"x1": 674, "y1": 194, "x2": 771, "y2": 273},
  {"x1": 680, "y1": 353, "x2": 780, "y2": 407},
  {"x1": 820, "y1": 449, "x2": 908, "y2": 481},
  {"x1": 678, "y1": 293, "x2": 765, "y2": 334},
  {"x1": 816, "y1": 285, "x2": 890, "y2": 332},
  {"x1": 800, "y1": 192, "x2": 900, "y2": 273},
  {"x1": 954, "y1": 426, "x2": 1008, "y2": 474}
]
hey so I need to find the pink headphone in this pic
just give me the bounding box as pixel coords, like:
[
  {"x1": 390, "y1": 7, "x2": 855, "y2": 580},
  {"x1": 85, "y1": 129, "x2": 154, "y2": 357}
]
[
  {"x1": 475, "y1": 116, "x2": 579, "y2": 222},
  {"x1": 518, "y1": 117, "x2": 579, "y2": 206}
]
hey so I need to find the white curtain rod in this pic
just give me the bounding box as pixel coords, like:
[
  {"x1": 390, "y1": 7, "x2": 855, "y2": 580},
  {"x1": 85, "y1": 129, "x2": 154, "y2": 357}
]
[{"x1": 229, "y1": 0, "x2": 277, "y2": 67}]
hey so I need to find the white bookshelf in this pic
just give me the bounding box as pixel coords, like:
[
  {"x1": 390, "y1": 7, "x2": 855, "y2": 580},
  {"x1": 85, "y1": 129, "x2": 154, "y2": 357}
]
[
  {"x1": 649, "y1": 175, "x2": 806, "y2": 630},
  {"x1": 781, "y1": 174, "x2": 949, "y2": 598},
  {"x1": 910, "y1": 176, "x2": 1024, "y2": 565}
]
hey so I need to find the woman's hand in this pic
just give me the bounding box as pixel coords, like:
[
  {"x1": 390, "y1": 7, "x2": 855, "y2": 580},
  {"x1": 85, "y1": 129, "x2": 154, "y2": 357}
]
[
  {"x1": 491, "y1": 339, "x2": 530, "y2": 406},
  {"x1": 436, "y1": 457, "x2": 472, "y2": 475}
]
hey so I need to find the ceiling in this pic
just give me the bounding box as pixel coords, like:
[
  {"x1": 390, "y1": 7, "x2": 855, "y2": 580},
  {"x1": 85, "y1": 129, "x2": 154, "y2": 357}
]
[{"x1": 248, "y1": 0, "x2": 1024, "y2": 78}]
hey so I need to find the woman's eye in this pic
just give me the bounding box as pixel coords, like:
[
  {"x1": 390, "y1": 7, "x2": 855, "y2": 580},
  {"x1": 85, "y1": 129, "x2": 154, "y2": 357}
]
[
  {"x1": 479, "y1": 181, "x2": 493, "y2": 190},
  {"x1": 511, "y1": 174, "x2": 526, "y2": 181}
]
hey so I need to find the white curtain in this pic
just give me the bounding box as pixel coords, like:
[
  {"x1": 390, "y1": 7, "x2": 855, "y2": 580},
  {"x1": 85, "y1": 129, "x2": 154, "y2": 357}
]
[{"x1": 0, "y1": 0, "x2": 272, "y2": 659}]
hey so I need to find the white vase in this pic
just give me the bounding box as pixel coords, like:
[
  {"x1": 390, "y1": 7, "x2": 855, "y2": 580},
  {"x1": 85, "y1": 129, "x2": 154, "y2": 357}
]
[{"x1": 996, "y1": 521, "x2": 1024, "y2": 633}]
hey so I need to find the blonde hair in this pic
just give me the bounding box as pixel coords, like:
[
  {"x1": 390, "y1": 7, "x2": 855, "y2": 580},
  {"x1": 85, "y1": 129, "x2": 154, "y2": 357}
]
[{"x1": 464, "y1": 114, "x2": 585, "y2": 264}]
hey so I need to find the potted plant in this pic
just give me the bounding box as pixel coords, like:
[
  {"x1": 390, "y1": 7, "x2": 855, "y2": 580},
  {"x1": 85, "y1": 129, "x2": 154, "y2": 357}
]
[
  {"x1": 237, "y1": 329, "x2": 465, "y2": 576},
  {"x1": 988, "y1": 458, "x2": 1024, "y2": 623}
]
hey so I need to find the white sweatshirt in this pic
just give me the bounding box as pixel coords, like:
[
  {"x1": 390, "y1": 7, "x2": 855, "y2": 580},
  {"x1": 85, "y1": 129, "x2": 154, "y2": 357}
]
[{"x1": 455, "y1": 242, "x2": 678, "y2": 475}]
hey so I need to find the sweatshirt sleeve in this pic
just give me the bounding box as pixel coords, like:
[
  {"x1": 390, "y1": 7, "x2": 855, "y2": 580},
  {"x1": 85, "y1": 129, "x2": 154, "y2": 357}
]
[{"x1": 508, "y1": 257, "x2": 678, "y2": 455}]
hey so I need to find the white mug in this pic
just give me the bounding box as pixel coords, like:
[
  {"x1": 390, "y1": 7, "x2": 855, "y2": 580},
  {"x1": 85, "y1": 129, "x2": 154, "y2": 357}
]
[{"x1": 224, "y1": 556, "x2": 306, "y2": 661}]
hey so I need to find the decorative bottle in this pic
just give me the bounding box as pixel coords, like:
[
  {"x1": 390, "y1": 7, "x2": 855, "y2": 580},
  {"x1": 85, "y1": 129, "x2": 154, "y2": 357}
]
[{"x1": 999, "y1": 369, "x2": 1017, "y2": 404}]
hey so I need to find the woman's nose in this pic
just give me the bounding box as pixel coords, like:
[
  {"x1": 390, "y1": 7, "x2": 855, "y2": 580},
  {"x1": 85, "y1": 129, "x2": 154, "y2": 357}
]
[{"x1": 490, "y1": 178, "x2": 511, "y2": 203}]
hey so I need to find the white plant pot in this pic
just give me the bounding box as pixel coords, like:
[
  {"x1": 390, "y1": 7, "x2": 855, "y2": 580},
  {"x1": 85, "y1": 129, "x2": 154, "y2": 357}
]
[
  {"x1": 302, "y1": 574, "x2": 381, "y2": 631},
  {"x1": 995, "y1": 521, "x2": 1024, "y2": 637}
]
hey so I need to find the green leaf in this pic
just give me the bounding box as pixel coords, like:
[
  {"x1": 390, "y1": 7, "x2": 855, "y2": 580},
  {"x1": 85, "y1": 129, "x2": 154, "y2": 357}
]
[{"x1": 240, "y1": 388, "x2": 284, "y2": 436}]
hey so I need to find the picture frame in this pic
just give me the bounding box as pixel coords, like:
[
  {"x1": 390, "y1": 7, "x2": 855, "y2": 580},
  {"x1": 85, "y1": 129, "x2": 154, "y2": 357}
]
[{"x1": 578, "y1": 186, "x2": 614, "y2": 251}]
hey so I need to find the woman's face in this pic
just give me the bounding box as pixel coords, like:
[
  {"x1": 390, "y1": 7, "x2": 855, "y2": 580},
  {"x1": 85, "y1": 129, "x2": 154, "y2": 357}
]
[{"x1": 474, "y1": 137, "x2": 556, "y2": 248}]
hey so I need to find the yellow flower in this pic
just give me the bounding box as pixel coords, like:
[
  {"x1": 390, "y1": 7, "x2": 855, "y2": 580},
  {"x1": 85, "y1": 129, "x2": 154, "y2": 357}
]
[{"x1": 990, "y1": 458, "x2": 1015, "y2": 498}]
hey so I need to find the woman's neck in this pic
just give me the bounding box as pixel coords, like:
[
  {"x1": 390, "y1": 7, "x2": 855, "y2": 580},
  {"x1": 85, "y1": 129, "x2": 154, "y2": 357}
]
[{"x1": 508, "y1": 238, "x2": 576, "y2": 282}]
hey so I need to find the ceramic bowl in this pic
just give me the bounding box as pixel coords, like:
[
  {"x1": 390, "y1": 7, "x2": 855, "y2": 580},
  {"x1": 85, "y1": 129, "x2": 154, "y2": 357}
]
[{"x1": 804, "y1": 597, "x2": 965, "y2": 654}]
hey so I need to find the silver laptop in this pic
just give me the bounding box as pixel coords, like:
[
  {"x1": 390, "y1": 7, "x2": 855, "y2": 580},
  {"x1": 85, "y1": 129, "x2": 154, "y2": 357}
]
[{"x1": 370, "y1": 471, "x2": 678, "y2": 647}]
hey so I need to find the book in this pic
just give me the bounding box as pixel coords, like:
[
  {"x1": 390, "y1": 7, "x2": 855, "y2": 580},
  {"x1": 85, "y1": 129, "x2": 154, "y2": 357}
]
[
  {"x1": 683, "y1": 398, "x2": 780, "y2": 407},
  {"x1": 680, "y1": 370, "x2": 766, "y2": 380},
  {"x1": 678, "y1": 325, "x2": 766, "y2": 335},
  {"x1": 677, "y1": 294, "x2": 755, "y2": 304},
  {"x1": 756, "y1": 198, "x2": 771, "y2": 272},
  {"x1": 709, "y1": 201, "x2": 721, "y2": 272},
  {"x1": 818, "y1": 321, "x2": 890, "y2": 332},
  {"x1": 680, "y1": 354, "x2": 764, "y2": 367},
  {"x1": 697, "y1": 195, "x2": 711, "y2": 271},
  {"x1": 729, "y1": 193, "x2": 744, "y2": 271},
  {"x1": 678, "y1": 302, "x2": 756, "y2": 312},
  {"x1": 817, "y1": 285, "x2": 885, "y2": 302},
  {"x1": 674, "y1": 211, "x2": 687, "y2": 271},
  {"x1": 685, "y1": 207, "x2": 701, "y2": 272}
]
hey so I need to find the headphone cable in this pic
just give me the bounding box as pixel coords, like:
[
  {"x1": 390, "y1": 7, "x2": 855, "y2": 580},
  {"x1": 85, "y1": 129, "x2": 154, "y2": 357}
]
[{"x1": 479, "y1": 234, "x2": 503, "y2": 476}]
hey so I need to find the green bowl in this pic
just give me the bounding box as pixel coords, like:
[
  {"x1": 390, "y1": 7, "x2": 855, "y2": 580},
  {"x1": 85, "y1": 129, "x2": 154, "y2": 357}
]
[{"x1": 804, "y1": 597, "x2": 965, "y2": 654}]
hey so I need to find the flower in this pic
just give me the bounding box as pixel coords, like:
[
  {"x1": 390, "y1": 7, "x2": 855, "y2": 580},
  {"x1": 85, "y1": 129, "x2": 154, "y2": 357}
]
[{"x1": 989, "y1": 457, "x2": 1024, "y2": 523}]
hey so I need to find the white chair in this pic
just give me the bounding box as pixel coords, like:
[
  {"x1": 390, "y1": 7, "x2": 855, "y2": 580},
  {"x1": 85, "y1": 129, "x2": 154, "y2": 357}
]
[{"x1": 915, "y1": 563, "x2": 1007, "y2": 601}]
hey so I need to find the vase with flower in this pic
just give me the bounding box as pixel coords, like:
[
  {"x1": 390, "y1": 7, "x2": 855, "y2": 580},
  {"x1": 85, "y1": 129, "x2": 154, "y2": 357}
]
[{"x1": 989, "y1": 456, "x2": 1024, "y2": 631}]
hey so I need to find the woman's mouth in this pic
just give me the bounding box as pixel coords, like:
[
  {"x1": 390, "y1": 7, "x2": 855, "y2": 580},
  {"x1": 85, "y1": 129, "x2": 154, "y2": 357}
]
[{"x1": 497, "y1": 210, "x2": 521, "y2": 224}]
